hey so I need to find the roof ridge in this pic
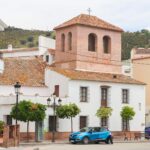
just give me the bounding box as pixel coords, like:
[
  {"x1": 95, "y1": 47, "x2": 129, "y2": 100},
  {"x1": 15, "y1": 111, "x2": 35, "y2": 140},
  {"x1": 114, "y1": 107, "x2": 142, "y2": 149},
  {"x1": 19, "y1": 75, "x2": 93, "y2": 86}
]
[{"x1": 54, "y1": 14, "x2": 123, "y2": 32}]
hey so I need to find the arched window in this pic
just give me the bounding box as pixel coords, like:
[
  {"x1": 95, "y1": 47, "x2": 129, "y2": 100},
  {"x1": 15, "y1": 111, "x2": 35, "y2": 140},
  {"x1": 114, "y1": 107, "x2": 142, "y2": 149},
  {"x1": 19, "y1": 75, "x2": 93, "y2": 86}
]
[
  {"x1": 61, "y1": 34, "x2": 65, "y2": 51},
  {"x1": 68, "y1": 32, "x2": 72, "y2": 50},
  {"x1": 88, "y1": 33, "x2": 97, "y2": 52},
  {"x1": 103, "y1": 36, "x2": 111, "y2": 54}
]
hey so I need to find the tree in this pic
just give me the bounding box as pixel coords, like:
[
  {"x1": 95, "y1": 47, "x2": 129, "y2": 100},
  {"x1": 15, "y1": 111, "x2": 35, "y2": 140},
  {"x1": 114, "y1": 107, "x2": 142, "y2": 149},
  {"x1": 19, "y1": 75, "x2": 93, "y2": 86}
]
[
  {"x1": 56, "y1": 103, "x2": 80, "y2": 132},
  {"x1": 120, "y1": 106, "x2": 135, "y2": 131},
  {"x1": 0, "y1": 121, "x2": 5, "y2": 134},
  {"x1": 27, "y1": 36, "x2": 34, "y2": 42},
  {"x1": 10, "y1": 100, "x2": 46, "y2": 142},
  {"x1": 96, "y1": 107, "x2": 113, "y2": 126}
]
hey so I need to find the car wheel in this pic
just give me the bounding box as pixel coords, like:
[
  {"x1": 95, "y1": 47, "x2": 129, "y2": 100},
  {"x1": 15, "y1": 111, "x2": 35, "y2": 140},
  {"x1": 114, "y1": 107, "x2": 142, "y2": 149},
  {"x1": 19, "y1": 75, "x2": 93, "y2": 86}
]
[
  {"x1": 105, "y1": 137, "x2": 113, "y2": 144},
  {"x1": 95, "y1": 141, "x2": 99, "y2": 144},
  {"x1": 82, "y1": 137, "x2": 89, "y2": 144},
  {"x1": 71, "y1": 141, "x2": 77, "y2": 144}
]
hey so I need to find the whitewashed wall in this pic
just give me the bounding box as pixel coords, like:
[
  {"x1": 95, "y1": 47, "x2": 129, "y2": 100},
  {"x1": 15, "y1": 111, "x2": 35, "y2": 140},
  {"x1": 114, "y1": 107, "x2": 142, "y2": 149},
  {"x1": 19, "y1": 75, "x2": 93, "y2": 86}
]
[
  {"x1": 39, "y1": 36, "x2": 55, "y2": 55},
  {"x1": 47, "y1": 70, "x2": 145, "y2": 132},
  {"x1": 0, "y1": 70, "x2": 146, "y2": 133}
]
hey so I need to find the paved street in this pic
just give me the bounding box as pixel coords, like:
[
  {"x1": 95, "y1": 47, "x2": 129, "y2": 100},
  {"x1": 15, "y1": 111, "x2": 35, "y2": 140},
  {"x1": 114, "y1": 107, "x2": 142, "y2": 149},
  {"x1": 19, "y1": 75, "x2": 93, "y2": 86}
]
[{"x1": 1, "y1": 143, "x2": 150, "y2": 150}]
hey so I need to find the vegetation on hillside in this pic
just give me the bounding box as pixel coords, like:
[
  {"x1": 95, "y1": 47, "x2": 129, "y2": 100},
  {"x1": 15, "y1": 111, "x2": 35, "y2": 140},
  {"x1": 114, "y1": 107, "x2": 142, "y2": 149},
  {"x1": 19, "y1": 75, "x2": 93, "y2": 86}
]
[
  {"x1": 122, "y1": 29, "x2": 150, "y2": 60},
  {"x1": 0, "y1": 26, "x2": 55, "y2": 49},
  {"x1": 0, "y1": 27, "x2": 150, "y2": 60}
]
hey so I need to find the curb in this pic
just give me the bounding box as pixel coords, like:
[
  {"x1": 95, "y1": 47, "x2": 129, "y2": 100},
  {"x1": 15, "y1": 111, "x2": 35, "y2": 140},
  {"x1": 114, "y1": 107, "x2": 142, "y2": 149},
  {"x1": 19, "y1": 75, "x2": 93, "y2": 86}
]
[{"x1": 19, "y1": 140, "x2": 150, "y2": 146}]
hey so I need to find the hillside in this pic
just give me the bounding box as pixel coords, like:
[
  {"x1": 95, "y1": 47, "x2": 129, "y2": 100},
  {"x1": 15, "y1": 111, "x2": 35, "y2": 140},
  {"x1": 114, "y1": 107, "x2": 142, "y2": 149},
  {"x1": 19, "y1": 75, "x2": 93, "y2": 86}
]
[
  {"x1": 122, "y1": 29, "x2": 150, "y2": 60},
  {"x1": 0, "y1": 27, "x2": 150, "y2": 60},
  {"x1": 0, "y1": 27, "x2": 55, "y2": 49}
]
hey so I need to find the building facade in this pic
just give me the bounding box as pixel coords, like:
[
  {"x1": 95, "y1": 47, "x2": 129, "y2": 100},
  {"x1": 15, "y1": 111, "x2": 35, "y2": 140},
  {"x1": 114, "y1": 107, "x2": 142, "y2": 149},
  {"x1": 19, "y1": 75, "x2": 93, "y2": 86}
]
[{"x1": 131, "y1": 48, "x2": 150, "y2": 127}]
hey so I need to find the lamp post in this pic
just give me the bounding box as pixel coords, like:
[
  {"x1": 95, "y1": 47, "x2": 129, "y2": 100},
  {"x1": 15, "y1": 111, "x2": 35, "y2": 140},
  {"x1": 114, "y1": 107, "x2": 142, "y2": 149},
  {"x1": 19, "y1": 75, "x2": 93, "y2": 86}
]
[
  {"x1": 47, "y1": 94, "x2": 62, "y2": 142},
  {"x1": 14, "y1": 82, "x2": 21, "y2": 125}
]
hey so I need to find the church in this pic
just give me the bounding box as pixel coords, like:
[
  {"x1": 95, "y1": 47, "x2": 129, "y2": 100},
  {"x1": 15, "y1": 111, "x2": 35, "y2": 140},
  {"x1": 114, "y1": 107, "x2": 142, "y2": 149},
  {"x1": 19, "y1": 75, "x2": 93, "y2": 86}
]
[{"x1": 0, "y1": 14, "x2": 146, "y2": 140}]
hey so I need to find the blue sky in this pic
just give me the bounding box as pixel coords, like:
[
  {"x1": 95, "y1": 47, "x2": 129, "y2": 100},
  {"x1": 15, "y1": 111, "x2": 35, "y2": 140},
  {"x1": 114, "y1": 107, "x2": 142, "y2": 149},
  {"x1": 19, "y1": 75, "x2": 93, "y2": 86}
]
[{"x1": 0, "y1": 0, "x2": 150, "y2": 31}]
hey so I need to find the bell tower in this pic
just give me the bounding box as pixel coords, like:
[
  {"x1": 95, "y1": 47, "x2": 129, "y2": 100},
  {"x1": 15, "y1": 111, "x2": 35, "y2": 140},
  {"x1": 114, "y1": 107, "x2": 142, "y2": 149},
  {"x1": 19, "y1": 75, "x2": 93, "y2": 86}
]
[{"x1": 54, "y1": 14, "x2": 123, "y2": 74}]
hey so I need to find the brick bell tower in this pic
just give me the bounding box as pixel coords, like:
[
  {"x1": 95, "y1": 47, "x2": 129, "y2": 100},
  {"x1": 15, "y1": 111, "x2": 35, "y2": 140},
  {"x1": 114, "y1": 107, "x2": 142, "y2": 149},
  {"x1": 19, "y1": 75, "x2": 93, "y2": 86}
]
[{"x1": 54, "y1": 14, "x2": 123, "y2": 74}]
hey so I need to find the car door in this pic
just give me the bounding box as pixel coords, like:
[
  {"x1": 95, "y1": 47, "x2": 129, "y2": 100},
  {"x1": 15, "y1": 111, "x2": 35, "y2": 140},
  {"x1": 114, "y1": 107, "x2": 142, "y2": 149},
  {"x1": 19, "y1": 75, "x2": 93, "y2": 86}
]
[
  {"x1": 90, "y1": 127, "x2": 101, "y2": 141},
  {"x1": 98, "y1": 127, "x2": 109, "y2": 140}
]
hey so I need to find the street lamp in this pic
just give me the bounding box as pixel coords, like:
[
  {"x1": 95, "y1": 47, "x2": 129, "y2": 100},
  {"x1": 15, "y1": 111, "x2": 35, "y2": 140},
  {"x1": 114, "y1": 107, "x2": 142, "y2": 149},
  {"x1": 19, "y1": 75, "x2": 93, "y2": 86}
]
[
  {"x1": 14, "y1": 82, "x2": 21, "y2": 125},
  {"x1": 47, "y1": 94, "x2": 62, "y2": 142}
]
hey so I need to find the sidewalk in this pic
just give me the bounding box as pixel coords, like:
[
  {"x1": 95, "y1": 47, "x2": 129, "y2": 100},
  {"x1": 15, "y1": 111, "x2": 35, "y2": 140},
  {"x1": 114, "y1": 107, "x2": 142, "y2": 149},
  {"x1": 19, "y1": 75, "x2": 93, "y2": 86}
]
[{"x1": 19, "y1": 138, "x2": 150, "y2": 146}]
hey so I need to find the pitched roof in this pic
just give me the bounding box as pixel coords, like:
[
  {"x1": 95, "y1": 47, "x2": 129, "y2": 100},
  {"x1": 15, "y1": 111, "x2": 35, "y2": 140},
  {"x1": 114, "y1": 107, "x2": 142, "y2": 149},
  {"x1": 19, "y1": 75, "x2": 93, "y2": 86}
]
[
  {"x1": 0, "y1": 57, "x2": 46, "y2": 87},
  {"x1": 134, "y1": 48, "x2": 150, "y2": 54},
  {"x1": 54, "y1": 14, "x2": 123, "y2": 32},
  {"x1": 49, "y1": 67, "x2": 145, "y2": 85}
]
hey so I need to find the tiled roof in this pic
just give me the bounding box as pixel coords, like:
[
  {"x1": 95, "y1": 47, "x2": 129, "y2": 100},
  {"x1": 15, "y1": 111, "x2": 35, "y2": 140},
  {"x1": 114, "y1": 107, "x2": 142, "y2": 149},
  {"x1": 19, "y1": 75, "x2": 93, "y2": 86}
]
[
  {"x1": 0, "y1": 47, "x2": 38, "y2": 53},
  {"x1": 0, "y1": 57, "x2": 46, "y2": 87},
  {"x1": 47, "y1": 48, "x2": 55, "y2": 55},
  {"x1": 49, "y1": 67, "x2": 145, "y2": 85},
  {"x1": 54, "y1": 14, "x2": 123, "y2": 32},
  {"x1": 135, "y1": 48, "x2": 150, "y2": 54}
]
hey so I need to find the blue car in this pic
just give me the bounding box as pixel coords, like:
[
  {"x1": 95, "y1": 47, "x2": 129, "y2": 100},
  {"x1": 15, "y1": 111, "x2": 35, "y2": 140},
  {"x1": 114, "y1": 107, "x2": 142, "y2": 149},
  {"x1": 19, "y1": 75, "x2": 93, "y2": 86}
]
[
  {"x1": 145, "y1": 127, "x2": 150, "y2": 139},
  {"x1": 69, "y1": 127, "x2": 113, "y2": 144}
]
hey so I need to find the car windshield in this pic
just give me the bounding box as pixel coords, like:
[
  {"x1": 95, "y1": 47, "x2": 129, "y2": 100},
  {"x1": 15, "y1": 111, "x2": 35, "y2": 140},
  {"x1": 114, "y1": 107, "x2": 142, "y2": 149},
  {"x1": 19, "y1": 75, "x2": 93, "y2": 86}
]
[{"x1": 80, "y1": 127, "x2": 91, "y2": 132}]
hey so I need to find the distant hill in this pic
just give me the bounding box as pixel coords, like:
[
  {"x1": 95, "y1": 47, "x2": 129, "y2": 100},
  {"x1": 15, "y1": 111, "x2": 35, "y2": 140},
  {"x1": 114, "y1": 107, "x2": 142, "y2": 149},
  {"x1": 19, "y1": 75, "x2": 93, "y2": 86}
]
[
  {"x1": 0, "y1": 27, "x2": 150, "y2": 60},
  {"x1": 0, "y1": 26, "x2": 55, "y2": 49},
  {"x1": 122, "y1": 29, "x2": 150, "y2": 60}
]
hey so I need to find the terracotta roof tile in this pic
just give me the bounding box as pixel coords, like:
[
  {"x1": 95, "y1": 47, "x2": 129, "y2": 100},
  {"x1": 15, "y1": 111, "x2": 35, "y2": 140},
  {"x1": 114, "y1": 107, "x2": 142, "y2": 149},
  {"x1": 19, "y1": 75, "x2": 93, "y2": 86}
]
[
  {"x1": 135, "y1": 48, "x2": 150, "y2": 54},
  {"x1": 54, "y1": 14, "x2": 123, "y2": 32},
  {"x1": 49, "y1": 67, "x2": 145, "y2": 85},
  {"x1": 0, "y1": 57, "x2": 46, "y2": 87}
]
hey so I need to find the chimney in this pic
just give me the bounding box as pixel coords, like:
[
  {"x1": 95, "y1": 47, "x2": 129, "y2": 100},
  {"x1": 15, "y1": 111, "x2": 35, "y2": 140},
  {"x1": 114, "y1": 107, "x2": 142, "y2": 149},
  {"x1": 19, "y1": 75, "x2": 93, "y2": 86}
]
[{"x1": 8, "y1": 44, "x2": 13, "y2": 51}]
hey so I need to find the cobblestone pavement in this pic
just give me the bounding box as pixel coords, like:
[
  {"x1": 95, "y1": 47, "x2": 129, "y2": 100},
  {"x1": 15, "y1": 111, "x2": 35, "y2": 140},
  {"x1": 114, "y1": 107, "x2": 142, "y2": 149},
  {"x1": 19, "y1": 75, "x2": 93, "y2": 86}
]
[{"x1": 1, "y1": 143, "x2": 150, "y2": 150}]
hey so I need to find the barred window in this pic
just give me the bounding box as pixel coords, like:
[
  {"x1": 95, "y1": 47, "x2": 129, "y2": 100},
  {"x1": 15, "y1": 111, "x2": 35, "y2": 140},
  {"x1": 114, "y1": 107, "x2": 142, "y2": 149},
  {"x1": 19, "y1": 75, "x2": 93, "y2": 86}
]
[
  {"x1": 122, "y1": 118, "x2": 129, "y2": 131},
  {"x1": 80, "y1": 87, "x2": 88, "y2": 102},
  {"x1": 122, "y1": 89, "x2": 129, "y2": 103},
  {"x1": 80, "y1": 116, "x2": 88, "y2": 129},
  {"x1": 101, "y1": 88, "x2": 108, "y2": 101},
  {"x1": 101, "y1": 117, "x2": 108, "y2": 127}
]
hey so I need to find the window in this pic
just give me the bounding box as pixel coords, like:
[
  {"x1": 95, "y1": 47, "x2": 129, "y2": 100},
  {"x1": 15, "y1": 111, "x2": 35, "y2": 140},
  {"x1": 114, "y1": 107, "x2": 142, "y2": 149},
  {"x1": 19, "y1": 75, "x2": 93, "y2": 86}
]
[
  {"x1": 61, "y1": 34, "x2": 65, "y2": 51},
  {"x1": 101, "y1": 117, "x2": 108, "y2": 127},
  {"x1": 49, "y1": 116, "x2": 57, "y2": 132},
  {"x1": 88, "y1": 33, "x2": 97, "y2": 52},
  {"x1": 46, "y1": 55, "x2": 49, "y2": 63},
  {"x1": 54, "y1": 85, "x2": 59, "y2": 97},
  {"x1": 122, "y1": 89, "x2": 129, "y2": 103},
  {"x1": 122, "y1": 118, "x2": 129, "y2": 131},
  {"x1": 5, "y1": 115, "x2": 12, "y2": 125},
  {"x1": 68, "y1": 32, "x2": 72, "y2": 50},
  {"x1": 101, "y1": 87, "x2": 108, "y2": 107},
  {"x1": 80, "y1": 116, "x2": 87, "y2": 129},
  {"x1": 80, "y1": 87, "x2": 88, "y2": 102},
  {"x1": 101, "y1": 88, "x2": 108, "y2": 100},
  {"x1": 103, "y1": 36, "x2": 111, "y2": 53}
]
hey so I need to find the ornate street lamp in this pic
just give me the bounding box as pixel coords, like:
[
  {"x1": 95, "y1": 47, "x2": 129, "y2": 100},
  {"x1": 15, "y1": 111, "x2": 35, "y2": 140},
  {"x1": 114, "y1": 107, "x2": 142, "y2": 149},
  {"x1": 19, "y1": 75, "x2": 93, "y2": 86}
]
[
  {"x1": 47, "y1": 94, "x2": 62, "y2": 142},
  {"x1": 14, "y1": 82, "x2": 21, "y2": 125}
]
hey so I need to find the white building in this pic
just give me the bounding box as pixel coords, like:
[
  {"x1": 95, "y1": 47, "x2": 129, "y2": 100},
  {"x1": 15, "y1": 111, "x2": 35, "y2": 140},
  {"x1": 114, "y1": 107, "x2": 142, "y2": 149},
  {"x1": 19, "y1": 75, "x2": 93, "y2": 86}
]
[{"x1": 0, "y1": 19, "x2": 7, "y2": 31}]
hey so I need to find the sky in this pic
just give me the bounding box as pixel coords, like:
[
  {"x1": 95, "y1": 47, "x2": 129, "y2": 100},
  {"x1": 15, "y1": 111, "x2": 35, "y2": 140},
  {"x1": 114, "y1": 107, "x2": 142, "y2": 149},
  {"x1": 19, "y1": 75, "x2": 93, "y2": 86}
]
[{"x1": 0, "y1": 0, "x2": 150, "y2": 31}]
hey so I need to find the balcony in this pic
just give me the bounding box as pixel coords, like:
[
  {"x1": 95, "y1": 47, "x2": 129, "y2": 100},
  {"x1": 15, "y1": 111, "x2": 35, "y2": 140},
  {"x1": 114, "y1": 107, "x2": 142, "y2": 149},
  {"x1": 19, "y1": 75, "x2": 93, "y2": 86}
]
[{"x1": 101, "y1": 100, "x2": 107, "y2": 107}]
